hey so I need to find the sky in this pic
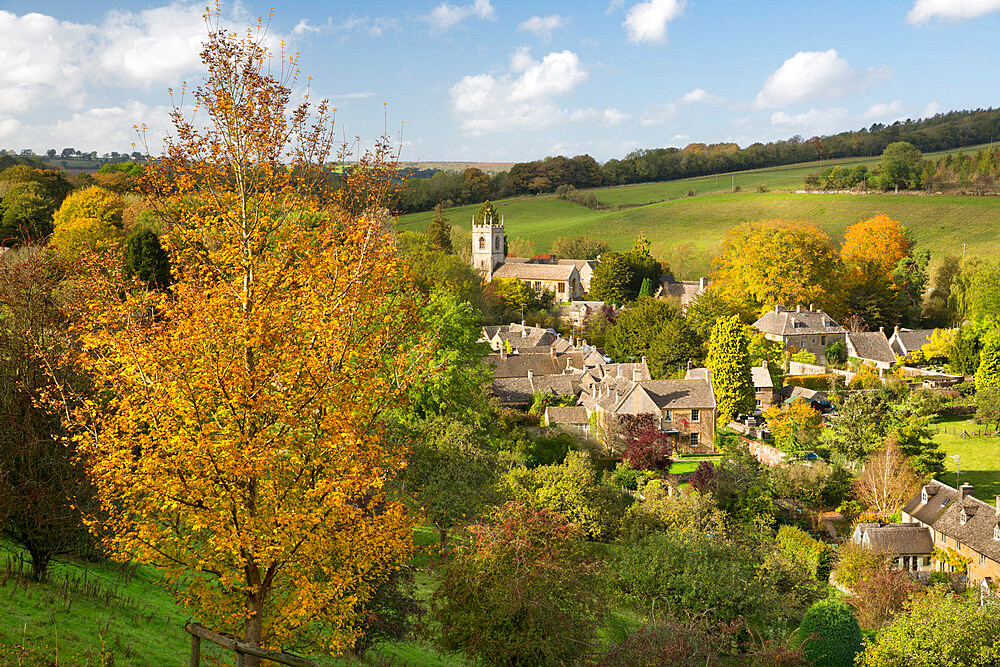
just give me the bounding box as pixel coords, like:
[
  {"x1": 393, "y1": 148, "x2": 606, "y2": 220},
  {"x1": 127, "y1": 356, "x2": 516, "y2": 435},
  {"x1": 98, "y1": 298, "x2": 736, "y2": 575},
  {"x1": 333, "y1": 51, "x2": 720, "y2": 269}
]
[{"x1": 1, "y1": 0, "x2": 999, "y2": 162}]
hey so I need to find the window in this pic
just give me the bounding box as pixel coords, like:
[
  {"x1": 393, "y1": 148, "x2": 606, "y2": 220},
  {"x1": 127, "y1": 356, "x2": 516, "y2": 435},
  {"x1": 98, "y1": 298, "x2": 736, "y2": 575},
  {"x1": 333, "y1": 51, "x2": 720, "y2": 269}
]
[
  {"x1": 793, "y1": 321, "x2": 805, "y2": 328},
  {"x1": 690, "y1": 432, "x2": 699, "y2": 448},
  {"x1": 557, "y1": 282, "x2": 565, "y2": 293},
  {"x1": 495, "y1": 237, "x2": 501, "y2": 250},
  {"x1": 921, "y1": 488, "x2": 928, "y2": 504},
  {"x1": 662, "y1": 409, "x2": 672, "y2": 423},
  {"x1": 756, "y1": 398, "x2": 762, "y2": 407},
  {"x1": 821, "y1": 335, "x2": 827, "y2": 345},
  {"x1": 690, "y1": 409, "x2": 700, "y2": 422},
  {"x1": 961, "y1": 509, "x2": 968, "y2": 525},
  {"x1": 981, "y1": 554, "x2": 987, "y2": 567},
  {"x1": 924, "y1": 556, "x2": 932, "y2": 566},
  {"x1": 479, "y1": 236, "x2": 486, "y2": 249}
]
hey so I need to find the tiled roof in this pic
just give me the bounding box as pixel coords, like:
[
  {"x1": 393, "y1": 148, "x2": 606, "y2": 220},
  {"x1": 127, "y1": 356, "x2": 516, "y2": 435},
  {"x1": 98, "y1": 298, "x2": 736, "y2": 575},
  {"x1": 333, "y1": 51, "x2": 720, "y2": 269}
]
[
  {"x1": 530, "y1": 374, "x2": 580, "y2": 397},
  {"x1": 486, "y1": 353, "x2": 563, "y2": 378},
  {"x1": 903, "y1": 480, "x2": 957, "y2": 525},
  {"x1": 779, "y1": 385, "x2": 829, "y2": 403},
  {"x1": 753, "y1": 307, "x2": 846, "y2": 337},
  {"x1": 751, "y1": 365, "x2": 774, "y2": 389},
  {"x1": 891, "y1": 328, "x2": 936, "y2": 355},
  {"x1": 545, "y1": 406, "x2": 589, "y2": 424},
  {"x1": 491, "y1": 377, "x2": 533, "y2": 405},
  {"x1": 658, "y1": 278, "x2": 708, "y2": 305},
  {"x1": 912, "y1": 483, "x2": 1000, "y2": 563},
  {"x1": 847, "y1": 331, "x2": 897, "y2": 364},
  {"x1": 492, "y1": 262, "x2": 577, "y2": 281},
  {"x1": 612, "y1": 379, "x2": 716, "y2": 414}
]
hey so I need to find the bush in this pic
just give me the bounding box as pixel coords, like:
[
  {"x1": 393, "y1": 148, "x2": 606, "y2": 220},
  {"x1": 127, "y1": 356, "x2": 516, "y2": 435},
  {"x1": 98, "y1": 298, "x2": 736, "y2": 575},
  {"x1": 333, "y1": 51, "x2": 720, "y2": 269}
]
[
  {"x1": 776, "y1": 525, "x2": 833, "y2": 582},
  {"x1": 520, "y1": 433, "x2": 572, "y2": 469},
  {"x1": 825, "y1": 340, "x2": 847, "y2": 366},
  {"x1": 686, "y1": 189, "x2": 696, "y2": 197},
  {"x1": 757, "y1": 184, "x2": 769, "y2": 193},
  {"x1": 620, "y1": 482, "x2": 727, "y2": 538},
  {"x1": 784, "y1": 374, "x2": 837, "y2": 391},
  {"x1": 430, "y1": 502, "x2": 606, "y2": 666},
  {"x1": 796, "y1": 599, "x2": 862, "y2": 667}
]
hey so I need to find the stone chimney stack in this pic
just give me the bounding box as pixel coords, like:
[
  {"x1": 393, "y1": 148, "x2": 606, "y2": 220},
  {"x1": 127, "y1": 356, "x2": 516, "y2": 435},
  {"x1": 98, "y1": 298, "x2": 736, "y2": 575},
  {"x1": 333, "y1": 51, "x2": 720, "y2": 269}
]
[
  {"x1": 762, "y1": 359, "x2": 768, "y2": 370},
  {"x1": 699, "y1": 277, "x2": 707, "y2": 290},
  {"x1": 632, "y1": 367, "x2": 641, "y2": 383},
  {"x1": 775, "y1": 304, "x2": 783, "y2": 312},
  {"x1": 687, "y1": 359, "x2": 693, "y2": 371},
  {"x1": 809, "y1": 303, "x2": 815, "y2": 311},
  {"x1": 960, "y1": 483, "x2": 975, "y2": 501},
  {"x1": 499, "y1": 346, "x2": 507, "y2": 360},
  {"x1": 796, "y1": 304, "x2": 803, "y2": 313},
  {"x1": 995, "y1": 495, "x2": 999, "y2": 516}
]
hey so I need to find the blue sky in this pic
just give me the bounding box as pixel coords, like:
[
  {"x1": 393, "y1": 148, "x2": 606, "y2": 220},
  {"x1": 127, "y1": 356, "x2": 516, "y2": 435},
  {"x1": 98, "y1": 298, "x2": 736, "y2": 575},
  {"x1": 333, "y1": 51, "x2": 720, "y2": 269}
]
[{"x1": 1, "y1": 0, "x2": 999, "y2": 162}]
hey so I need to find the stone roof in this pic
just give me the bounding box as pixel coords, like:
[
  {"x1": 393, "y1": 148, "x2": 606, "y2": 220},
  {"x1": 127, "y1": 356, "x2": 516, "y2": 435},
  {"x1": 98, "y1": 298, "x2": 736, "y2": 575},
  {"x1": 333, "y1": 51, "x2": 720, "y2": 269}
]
[
  {"x1": 492, "y1": 262, "x2": 577, "y2": 282},
  {"x1": 753, "y1": 306, "x2": 846, "y2": 337},
  {"x1": 751, "y1": 364, "x2": 774, "y2": 389},
  {"x1": 486, "y1": 353, "x2": 563, "y2": 378},
  {"x1": 658, "y1": 277, "x2": 709, "y2": 305},
  {"x1": 903, "y1": 481, "x2": 1000, "y2": 564},
  {"x1": 847, "y1": 331, "x2": 896, "y2": 364},
  {"x1": 530, "y1": 374, "x2": 580, "y2": 397},
  {"x1": 545, "y1": 406, "x2": 589, "y2": 425},
  {"x1": 610, "y1": 379, "x2": 717, "y2": 415},
  {"x1": 860, "y1": 523, "x2": 934, "y2": 555},
  {"x1": 890, "y1": 328, "x2": 936, "y2": 355},
  {"x1": 491, "y1": 377, "x2": 533, "y2": 405}
]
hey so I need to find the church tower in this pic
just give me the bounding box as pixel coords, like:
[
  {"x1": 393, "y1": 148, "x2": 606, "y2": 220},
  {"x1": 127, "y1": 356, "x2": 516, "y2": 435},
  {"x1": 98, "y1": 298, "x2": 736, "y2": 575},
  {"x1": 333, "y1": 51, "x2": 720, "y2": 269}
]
[{"x1": 471, "y1": 200, "x2": 505, "y2": 280}]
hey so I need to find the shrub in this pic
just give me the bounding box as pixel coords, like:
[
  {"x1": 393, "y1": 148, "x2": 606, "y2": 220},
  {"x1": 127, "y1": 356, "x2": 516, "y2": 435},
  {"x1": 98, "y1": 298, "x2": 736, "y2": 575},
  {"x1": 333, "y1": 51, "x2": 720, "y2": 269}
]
[
  {"x1": 848, "y1": 561, "x2": 920, "y2": 629},
  {"x1": 620, "y1": 482, "x2": 727, "y2": 538},
  {"x1": 430, "y1": 502, "x2": 606, "y2": 666},
  {"x1": 776, "y1": 525, "x2": 833, "y2": 582},
  {"x1": 757, "y1": 184, "x2": 769, "y2": 193},
  {"x1": 686, "y1": 189, "x2": 696, "y2": 197},
  {"x1": 791, "y1": 350, "x2": 818, "y2": 364},
  {"x1": 520, "y1": 433, "x2": 572, "y2": 469},
  {"x1": 825, "y1": 340, "x2": 846, "y2": 366},
  {"x1": 796, "y1": 599, "x2": 862, "y2": 667}
]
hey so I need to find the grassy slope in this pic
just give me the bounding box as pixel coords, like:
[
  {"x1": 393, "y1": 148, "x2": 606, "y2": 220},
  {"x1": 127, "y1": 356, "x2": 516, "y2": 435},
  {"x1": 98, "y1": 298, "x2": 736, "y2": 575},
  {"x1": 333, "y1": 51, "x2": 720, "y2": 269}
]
[
  {"x1": 398, "y1": 143, "x2": 999, "y2": 277},
  {"x1": 930, "y1": 416, "x2": 1000, "y2": 499}
]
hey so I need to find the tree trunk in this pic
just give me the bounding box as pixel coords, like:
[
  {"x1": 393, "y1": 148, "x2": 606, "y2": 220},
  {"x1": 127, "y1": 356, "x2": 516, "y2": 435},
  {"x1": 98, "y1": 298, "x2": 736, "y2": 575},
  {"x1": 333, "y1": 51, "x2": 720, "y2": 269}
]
[
  {"x1": 438, "y1": 527, "x2": 449, "y2": 556},
  {"x1": 243, "y1": 595, "x2": 264, "y2": 667},
  {"x1": 27, "y1": 544, "x2": 49, "y2": 583}
]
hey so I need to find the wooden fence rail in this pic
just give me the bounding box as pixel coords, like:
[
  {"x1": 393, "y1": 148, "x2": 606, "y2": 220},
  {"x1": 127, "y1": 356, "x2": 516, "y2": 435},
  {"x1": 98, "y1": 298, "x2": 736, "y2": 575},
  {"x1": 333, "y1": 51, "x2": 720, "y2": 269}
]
[{"x1": 184, "y1": 622, "x2": 319, "y2": 667}]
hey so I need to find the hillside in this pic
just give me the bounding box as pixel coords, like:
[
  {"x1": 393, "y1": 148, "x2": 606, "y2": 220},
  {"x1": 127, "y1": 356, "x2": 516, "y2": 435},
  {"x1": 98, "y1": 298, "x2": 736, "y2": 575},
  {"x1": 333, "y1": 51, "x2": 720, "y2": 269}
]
[{"x1": 398, "y1": 145, "x2": 999, "y2": 278}]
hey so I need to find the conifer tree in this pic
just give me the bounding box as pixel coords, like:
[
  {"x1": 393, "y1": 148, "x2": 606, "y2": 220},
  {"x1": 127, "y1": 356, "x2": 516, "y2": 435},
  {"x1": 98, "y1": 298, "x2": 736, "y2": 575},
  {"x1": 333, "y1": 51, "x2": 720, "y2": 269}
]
[
  {"x1": 424, "y1": 203, "x2": 452, "y2": 253},
  {"x1": 976, "y1": 337, "x2": 1000, "y2": 393},
  {"x1": 707, "y1": 314, "x2": 754, "y2": 422},
  {"x1": 123, "y1": 228, "x2": 172, "y2": 290}
]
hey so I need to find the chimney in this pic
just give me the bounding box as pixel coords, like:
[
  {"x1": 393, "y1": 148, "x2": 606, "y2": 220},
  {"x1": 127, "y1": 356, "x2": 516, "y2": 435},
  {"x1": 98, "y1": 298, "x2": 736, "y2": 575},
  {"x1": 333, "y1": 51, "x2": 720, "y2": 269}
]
[
  {"x1": 500, "y1": 346, "x2": 507, "y2": 360},
  {"x1": 995, "y1": 495, "x2": 999, "y2": 516},
  {"x1": 893, "y1": 325, "x2": 900, "y2": 337},
  {"x1": 549, "y1": 346, "x2": 557, "y2": 360},
  {"x1": 960, "y1": 483, "x2": 974, "y2": 501},
  {"x1": 641, "y1": 355, "x2": 647, "y2": 368},
  {"x1": 521, "y1": 329, "x2": 527, "y2": 338},
  {"x1": 796, "y1": 304, "x2": 803, "y2": 313},
  {"x1": 762, "y1": 359, "x2": 768, "y2": 370},
  {"x1": 527, "y1": 369, "x2": 533, "y2": 382},
  {"x1": 632, "y1": 367, "x2": 641, "y2": 384},
  {"x1": 687, "y1": 359, "x2": 693, "y2": 371},
  {"x1": 809, "y1": 303, "x2": 815, "y2": 312},
  {"x1": 521, "y1": 319, "x2": 526, "y2": 327},
  {"x1": 699, "y1": 277, "x2": 707, "y2": 290}
]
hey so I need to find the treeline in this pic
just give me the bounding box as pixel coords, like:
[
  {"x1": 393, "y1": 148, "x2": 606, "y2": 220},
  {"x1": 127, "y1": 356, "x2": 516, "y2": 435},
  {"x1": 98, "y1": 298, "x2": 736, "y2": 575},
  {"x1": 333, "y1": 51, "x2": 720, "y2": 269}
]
[{"x1": 394, "y1": 108, "x2": 1000, "y2": 214}]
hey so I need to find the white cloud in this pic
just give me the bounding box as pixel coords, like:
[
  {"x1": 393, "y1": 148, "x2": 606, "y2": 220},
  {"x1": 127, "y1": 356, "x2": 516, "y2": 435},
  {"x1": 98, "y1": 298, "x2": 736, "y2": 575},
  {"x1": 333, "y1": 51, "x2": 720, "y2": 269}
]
[
  {"x1": 606, "y1": 0, "x2": 626, "y2": 14},
  {"x1": 424, "y1": 0, "x2": 495, "y2": 33},
  {"x1": 568, "y1": 107, "x2": 632, "y2": 125},
  {"x1": 292, "y1": 16, "x2": 399, "y2": 38},
  {"x1": 518, "y1": 15, "x2": 566, "y2": 40},
  {"x1": 859, "y1": 100, "x2": 905, "y2": 122},
  {"x1": 679, "y1": 88, "x2": 725, "y2": 105},
  {"x1": 449, "y1": 49, "x2": 588, "y2": 135},
  {"x1": 623, "y1": 0, "x2": 685, "y2": 44},
  {"x1": 754, "y1": 49, "x2": 890, "y2": 109},
  {"x1": 0, "y1": 101, "x2": 173, "y2": 154},
  {"x1": 906, "y1": 0, "x2": 1000, "y2": 24},
  {"x1": 922, "y1": 100, "x2": 942, "y2": 117},
  {"x1": 770, "y1": 108, "x2": 850, "y2": 132},
  {"x1": 640, "y1": 102, "x2": 676, "y2": 126}
]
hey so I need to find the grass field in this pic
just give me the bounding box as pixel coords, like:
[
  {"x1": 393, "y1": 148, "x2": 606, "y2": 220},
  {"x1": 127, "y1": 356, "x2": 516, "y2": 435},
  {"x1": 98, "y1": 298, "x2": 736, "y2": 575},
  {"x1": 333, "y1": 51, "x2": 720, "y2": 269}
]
[
  {"x1": 930, "y1": 416, "x2": 1000, "y2": 499},
  {"x1": 398, "y1": 143, "x2": 999, "y2": 278}
]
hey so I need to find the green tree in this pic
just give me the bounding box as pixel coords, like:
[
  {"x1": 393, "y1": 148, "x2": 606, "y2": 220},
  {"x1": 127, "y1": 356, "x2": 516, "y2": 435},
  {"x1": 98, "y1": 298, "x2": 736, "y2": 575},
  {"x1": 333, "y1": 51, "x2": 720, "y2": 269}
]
[
  {"x1": 424, "y1": 203, "x2": 452, "y2": 253},
  {"x1": 0, "y1": 183, "x2": 55, "y2": 243},
  {"x1": 796, "y1": 599, "x2": 863, "y2": 667},
  {"x1": 707, "y1": 314, "x2": 754, "y2": 422},
  {"x1": 975, "y1": 336, "x2": 1000, "y2": 393},
  {"x1": 857, "y1": 588, "x2": 1000, "y2": 667},
  {"x1": 589, "y1": 250, "x2": 634, "y2": 304},
  {"x1": 459, "y1": 167, "x2": 490, "y2": 204},
  {"x1": 430, "y1": 502, "x2": 606, "y2": 667},
  {"x1": 474, "y1": 199, "x2": 501, "y2": 225},
  {"x1": 123, "y1": 228, "x2": 172, "y2": 290},
  {"x1": 877, "y1": 141, "x2": 923, "y2": 190},
  {"x1": 976, "y1": 389, "x2": 1000, "y2": 430},
  {"x1": 605, "y1": 297, "x2": 701, "y2": 378},
  {"x1": 637, "y1": 276, "x2": 653, "y2": 298},
  {"x1": 893, "y1": 247, "x2": 930, "y2": 327},
  {"x1": 825, "y1": 340, "x2": 847, "y2": 366},
  {"x1": 550, "y1": 235, "x2": 610, "y2": 260},
  {"x1": 826, "y1": 392, "x2": 894, "y2": 462},
  {"x1": 625, "y1": 234, "x2": 663, "y2": 297}
]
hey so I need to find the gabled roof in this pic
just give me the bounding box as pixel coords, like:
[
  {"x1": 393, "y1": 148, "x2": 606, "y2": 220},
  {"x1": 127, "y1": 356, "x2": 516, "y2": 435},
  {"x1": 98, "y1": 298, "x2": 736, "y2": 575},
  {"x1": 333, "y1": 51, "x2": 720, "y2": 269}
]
[
  {"x1": 486, "y1": 353, "x2": 563, "y2": 378},
  {"x1": 751, "y1": 364, "x2": 774, "y2": 389},
  {"x1": 492, "y1": 262, "x2": 577, "y2": 282},
  {"x1": 753, "y1": 306, "x2": 846, "y2": 337},
  {"x1": 658, "y1": 277, "x2": 709, "y2": 305},
  {"x1": 613, "y1": 379, "x2": 716, "y2": 414},
  {"x1": 890, "y1": 328, "x2": 936, "y2": 355},
  {"x1": 847, "y1": 331, "x2": 896, "y2": 364},
  {"x1": 491, "y1": 377, "x2": 533, "y2": 405},
  {"x1": 903, "y1": 481, "x2": 1000, "y2": 564},
  {"x1": 545, "y1": 406, "x2": 589, "y2": 425}
]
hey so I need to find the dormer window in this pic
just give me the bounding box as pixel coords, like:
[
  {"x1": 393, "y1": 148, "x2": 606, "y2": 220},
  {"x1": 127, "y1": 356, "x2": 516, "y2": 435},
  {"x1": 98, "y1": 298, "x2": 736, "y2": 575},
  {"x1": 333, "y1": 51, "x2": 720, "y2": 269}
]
[
  {"x1": 921, "y1": 489, "x2": 928, "y2": 504},
  {"x1": 793, "y1": 321, "x2": 806, "y2": 328},
  {"x1": 994, "y1": 524, "x2": 1000, "y2": 541},
  {"x1": 961, "y1": 508, "x2": 969, "y2": 525}
]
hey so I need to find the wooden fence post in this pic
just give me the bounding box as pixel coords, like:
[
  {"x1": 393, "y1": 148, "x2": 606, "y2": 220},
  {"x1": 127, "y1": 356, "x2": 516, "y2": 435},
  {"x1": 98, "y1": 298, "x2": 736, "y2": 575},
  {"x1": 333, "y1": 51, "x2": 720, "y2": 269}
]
[{"x1": 189, "y1": 634, "x2": 201, "y2": 667}]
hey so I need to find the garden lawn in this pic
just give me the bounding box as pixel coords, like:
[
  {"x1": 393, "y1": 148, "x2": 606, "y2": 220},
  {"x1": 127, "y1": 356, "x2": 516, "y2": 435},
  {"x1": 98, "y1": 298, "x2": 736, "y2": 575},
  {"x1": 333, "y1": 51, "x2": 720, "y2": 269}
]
[{"x1": 930, "y1": 416, "x2": 1000, "y2": 499}]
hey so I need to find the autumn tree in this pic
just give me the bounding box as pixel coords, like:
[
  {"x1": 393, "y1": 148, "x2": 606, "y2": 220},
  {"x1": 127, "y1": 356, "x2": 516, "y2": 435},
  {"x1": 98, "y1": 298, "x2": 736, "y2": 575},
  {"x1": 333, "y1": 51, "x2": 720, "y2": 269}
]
[
  {"x1": 841, "y1": 215, "x2": 910, "y2": 281},
  {"x1": 853, "y1": 437, "x2": 921, "y2": 517},
  {"x1": 707, "y1": 314, "x2": 754, "y2": 422},
  {"x1": 711, "y1": 219, "x2": 843, "y2": 317},
  {"x1": 975, "y1": 336, "x2": 1000, "y2": 393},
  {"x1": 64, "y1": 19, "x2": 423, "y2": 659},
  {"x1": 764, "y1": 398, "x2": 822, "y2": 453},
  {"x1": 50, "y1": 185, "x2": 125, "y2": 261},
  {"x1": 424, "y1": 203, "x2": 452, "y2": 253}
]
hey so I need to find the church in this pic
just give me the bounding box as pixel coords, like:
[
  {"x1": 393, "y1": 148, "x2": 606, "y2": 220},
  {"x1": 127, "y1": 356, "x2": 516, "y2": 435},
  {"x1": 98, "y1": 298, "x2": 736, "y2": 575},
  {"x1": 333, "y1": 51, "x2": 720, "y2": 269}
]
[{"x1": 470, "y1": 202, "x2": 593, "y2": 301}]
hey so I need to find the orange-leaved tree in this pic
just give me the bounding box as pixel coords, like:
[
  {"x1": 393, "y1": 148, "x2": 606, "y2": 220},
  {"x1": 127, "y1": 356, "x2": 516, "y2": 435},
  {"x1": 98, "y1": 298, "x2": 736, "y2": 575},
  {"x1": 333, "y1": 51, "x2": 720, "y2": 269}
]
[
  {"x1": 710, "y1": 219, "x2": 844, "y2": 318},
  {"x1": 841, "y1": 214, "x2": 910, "y2": 282},
  {"x1": 62, "y1": 14, "x2": 424, "y2": 660}
]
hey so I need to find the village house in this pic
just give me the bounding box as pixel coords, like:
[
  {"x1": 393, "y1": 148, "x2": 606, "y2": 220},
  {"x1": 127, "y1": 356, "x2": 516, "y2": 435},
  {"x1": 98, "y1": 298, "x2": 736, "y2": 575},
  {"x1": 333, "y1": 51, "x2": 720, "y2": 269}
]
[
  {"x1": 751, "y1": 361, "x2": 777, "y2": 411},
  {"x1": 581, "y1": 375, "x2": 717, "y2": 455},
  {"x1": 470, "y1": 211, "x2": 593, "y2": 300},
  {"x1": 846, "y1": 331, "x2": 897, "y2": 370},
  {"x1": 888, "y1": 326, "x2": 936, "y2": 359},
  {"x1": 851, "y1": 522, "x2": 934, "y2": 573},
  {"x1": 543, "y1": 405, "x2": 591, "y2": 436},
  {"x1": 657, "y1": 276, "x2": 710, "y2": 308},
  {"x1": 901, "y1": 481, "x2": 1000, "y2": 588},
  {"x1": 752, "y1": 304, "x2": 847, "y2": 364}
]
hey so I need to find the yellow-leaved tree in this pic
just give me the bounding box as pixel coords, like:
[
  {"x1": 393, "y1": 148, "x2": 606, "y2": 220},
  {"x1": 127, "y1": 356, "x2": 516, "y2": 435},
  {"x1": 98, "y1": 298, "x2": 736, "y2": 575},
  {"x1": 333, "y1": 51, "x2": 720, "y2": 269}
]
[{"x1": 63, "y1": 15, "x2": 424, "y2": 661}]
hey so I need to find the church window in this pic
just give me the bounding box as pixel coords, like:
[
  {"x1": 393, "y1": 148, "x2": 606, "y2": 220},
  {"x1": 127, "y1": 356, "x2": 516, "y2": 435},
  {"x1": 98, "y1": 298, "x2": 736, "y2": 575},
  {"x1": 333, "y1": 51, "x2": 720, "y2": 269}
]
[
  {"x1": 479, "y1": 236, "x2": 486, "y2": 249},
  {"x1": 495, "y1": 237, "x2": 500, "y2": 250}
]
